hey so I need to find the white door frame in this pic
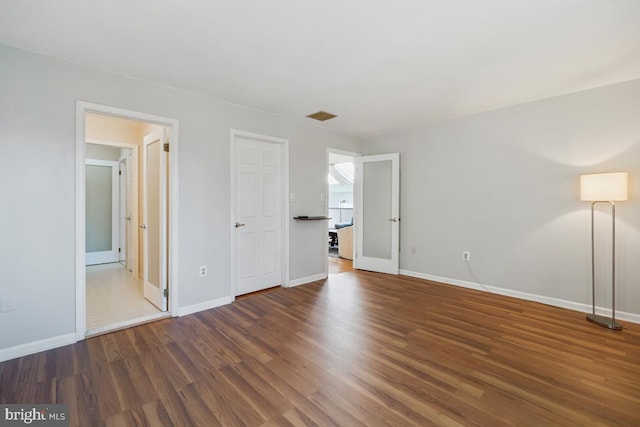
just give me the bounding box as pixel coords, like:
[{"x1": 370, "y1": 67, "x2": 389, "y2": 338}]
[
  {"x1": 230, "y1": 129, "x2": 289, "y2": 298},
  {"x1": 326, "y1": 148, "x2": 361, "y2": 275},
  {"x1": 87, "y1": 138, "x2": 138, "y2": 276},
  {"x1": 118, "y1": 154, "x2": 127, "y2": 264},
  {"x1": 85, "y1": 158, "x2": 120, "y2": 265},
  {"x1": 76, "y1": 101, "x2": 180, "y2": 340}
]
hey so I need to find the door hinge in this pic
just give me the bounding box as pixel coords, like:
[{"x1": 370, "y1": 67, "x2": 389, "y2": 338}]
[
  {"x1": 163, "y1": 143, "x2": 169, "y2": 152},
  {"x1": 164, "y1": 289, "x2": 169, "y2": 298},
  {"x1": 119, "y1": 170, "x2": 122, "y2": 176},
  {"x1": 118, "y1": 247, "x2": 121, "y2": 253}
]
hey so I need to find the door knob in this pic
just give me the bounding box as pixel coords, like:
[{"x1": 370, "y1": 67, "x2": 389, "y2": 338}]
[
  {"x1": 234, "y1": 222, "x2": 245, "y2": 228},
  {"x1": 125, "y1": 216, "x2": 132, "y2": 221},
  {"x1": 139, "y1": 224, "x2": 146, "y2": 229},
  {"x1": 389, "y1": 218, "x2": 399, "y2": 222}
]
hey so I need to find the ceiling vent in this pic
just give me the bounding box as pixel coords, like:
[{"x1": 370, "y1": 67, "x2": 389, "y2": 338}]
[{"x1": 306, "y1": 111, "x2": 337, "y2": 121}]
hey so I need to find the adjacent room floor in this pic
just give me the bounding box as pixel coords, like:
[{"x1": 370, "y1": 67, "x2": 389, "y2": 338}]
[
  {"x1": 86, "y1": 263, "x2": 161, "y2": 331},
  {"x1": 328, "y1": 256, "x2": 353, "y2": 275}
]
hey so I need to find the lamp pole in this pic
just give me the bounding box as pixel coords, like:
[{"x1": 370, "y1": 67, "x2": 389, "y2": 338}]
[
  {"x1": 587, "y1": 200, "x2": 622, "y2": 330},
  {"x1": 580, "y1": 172, "x2": 628, "y2": 331}
]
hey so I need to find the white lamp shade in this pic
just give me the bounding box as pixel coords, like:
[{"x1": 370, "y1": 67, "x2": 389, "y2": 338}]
[{"x1": 580, "y1": 172, "x2": 628, "y2": 201}]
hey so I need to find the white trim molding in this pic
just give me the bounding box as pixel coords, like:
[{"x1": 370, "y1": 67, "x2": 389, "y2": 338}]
[
  {"x1": 178, "y1": 296, "x2": 234, "y2": 317},
  {"x1": 288, "y1": 272, "x2": 328, "y2": 288},
  {"x1": 0, "y1": 334, "x2": 77, "y2": 363},
  {"x1": 76, "y1": 101, "x2": 181, "y2": 341},
  {"x1": 86, "y1": 313, "x2": 171, "y2": 338},
  {"x1": 399, "y1": 269, "x2": 640, "y2": 325}
]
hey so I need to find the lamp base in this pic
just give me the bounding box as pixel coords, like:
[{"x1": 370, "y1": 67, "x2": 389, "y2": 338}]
[{"x1": 586, "y1": 313, "x2": 623, "y2": 330}]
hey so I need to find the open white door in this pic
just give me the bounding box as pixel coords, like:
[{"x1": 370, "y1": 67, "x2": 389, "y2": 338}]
[
  {"x1": 142, "y1": 130, "x2": 168, "y2": 311},
  {"x1": 125, "y1": 151, "x2": 138, "y2": 274},
  {"x1": 85, "y1": 159, "x2": 120, "y2": 265},
  {"x1": 354, "y1": 153, "x2": 400, "y2": 275},
  {"x1": 118, "y1": 156, "x2": 127, "y2": 264}
]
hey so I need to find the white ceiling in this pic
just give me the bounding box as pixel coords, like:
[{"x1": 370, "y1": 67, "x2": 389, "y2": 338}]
[{"x1": 1, "y1": 0, "x2": 639, "y2": 138}]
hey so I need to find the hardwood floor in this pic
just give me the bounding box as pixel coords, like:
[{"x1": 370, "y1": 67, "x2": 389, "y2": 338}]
[{"x1": 2, "y1": 269, "x2": 639, "y2": 426}]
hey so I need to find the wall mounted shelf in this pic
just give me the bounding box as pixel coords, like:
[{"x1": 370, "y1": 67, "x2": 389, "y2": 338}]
[{"x1": 293, "y1": 216, "x2": 331, "y2": 221}]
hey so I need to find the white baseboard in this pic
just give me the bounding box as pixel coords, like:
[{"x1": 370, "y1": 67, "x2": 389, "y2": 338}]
[
  {"x1": 399, "y1": 269, "x2": 640, "y2": 325},
  {"x1": 0, "y1": 333, "x2": 77, "y2": 363},
  {"x1": 0, "y1": 296, "x2": 234, "y2": 361},
  {"x1": 86, "y1": 312, "x2": 171, "y2": 337},
  {"x1": 178, "y1": 296, "x2": 233, "y2": 317},
  {"x1": 288, "y1": 272, "x2": 328, "y2": 288}
]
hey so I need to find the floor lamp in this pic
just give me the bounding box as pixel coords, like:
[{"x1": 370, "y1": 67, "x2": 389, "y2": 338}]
[{"x1": 580, "y1": 172, "x2": 628, "y2": 330}]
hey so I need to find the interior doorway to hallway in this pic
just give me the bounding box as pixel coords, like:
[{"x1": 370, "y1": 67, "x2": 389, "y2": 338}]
[
  {"x1": 76, "y1": 103, "x2": 180, "y2": 339},
  {"x1": 327, "y1": 149, "x2": 358, "y2": 276}
]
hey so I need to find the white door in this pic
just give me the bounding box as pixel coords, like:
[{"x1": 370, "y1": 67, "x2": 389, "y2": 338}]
[
  {"x1": 142, "y1": 131, "x2": 168, "y2": 310},
  {"x1": 118, "y1": 156, "x2": 127, "y2": 264},
  {"x1": 354, "y1": 153, "x2": 400, "y2": 274},
  {"x1": 232, "y1": 136, "x2": 283, "y2": 296},
  {"x1": 85, "y1": 159, "x2": 120, "y2": 265},
  {"x1": 125, "y1": 151, "x2": 137, "y2": 274}
]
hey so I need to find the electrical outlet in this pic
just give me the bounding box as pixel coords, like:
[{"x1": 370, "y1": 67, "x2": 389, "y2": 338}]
[
  {"x1": 289, "y1": 192, "x2": 296, "y2": 202},
  {"x1": 462, "y1": 251, "x2": 471, "y2": 262},
  {"x1": 199, "y1": 265, "x2": 208, "y2": 277},
  {"x1": 410, "y1": 246, "x2": 417, "y2": 254}
]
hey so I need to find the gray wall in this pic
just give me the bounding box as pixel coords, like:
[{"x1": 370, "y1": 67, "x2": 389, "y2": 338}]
[
  {"x1": 3, "y1": 41, "x2": 639, "y2": 354},
  {"x1": 365, "y1": 78, "x2": 640, "y2": 317},
  {"x1": 0, "y1": 45, "x2": 362, "y2": 351}
]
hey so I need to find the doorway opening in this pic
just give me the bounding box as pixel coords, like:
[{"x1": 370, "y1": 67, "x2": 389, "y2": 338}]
[
  {"x1": 327, "y1": 149, "x2": 358, "y2": 276},
  {"x1": 76, "y1": 103, "x2": 180, "y2": 339}
]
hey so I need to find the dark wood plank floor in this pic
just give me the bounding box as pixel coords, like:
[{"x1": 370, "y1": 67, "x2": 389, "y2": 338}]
[{"x1": 2, "y1": 269, "x2": 640, "y2": 426}]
